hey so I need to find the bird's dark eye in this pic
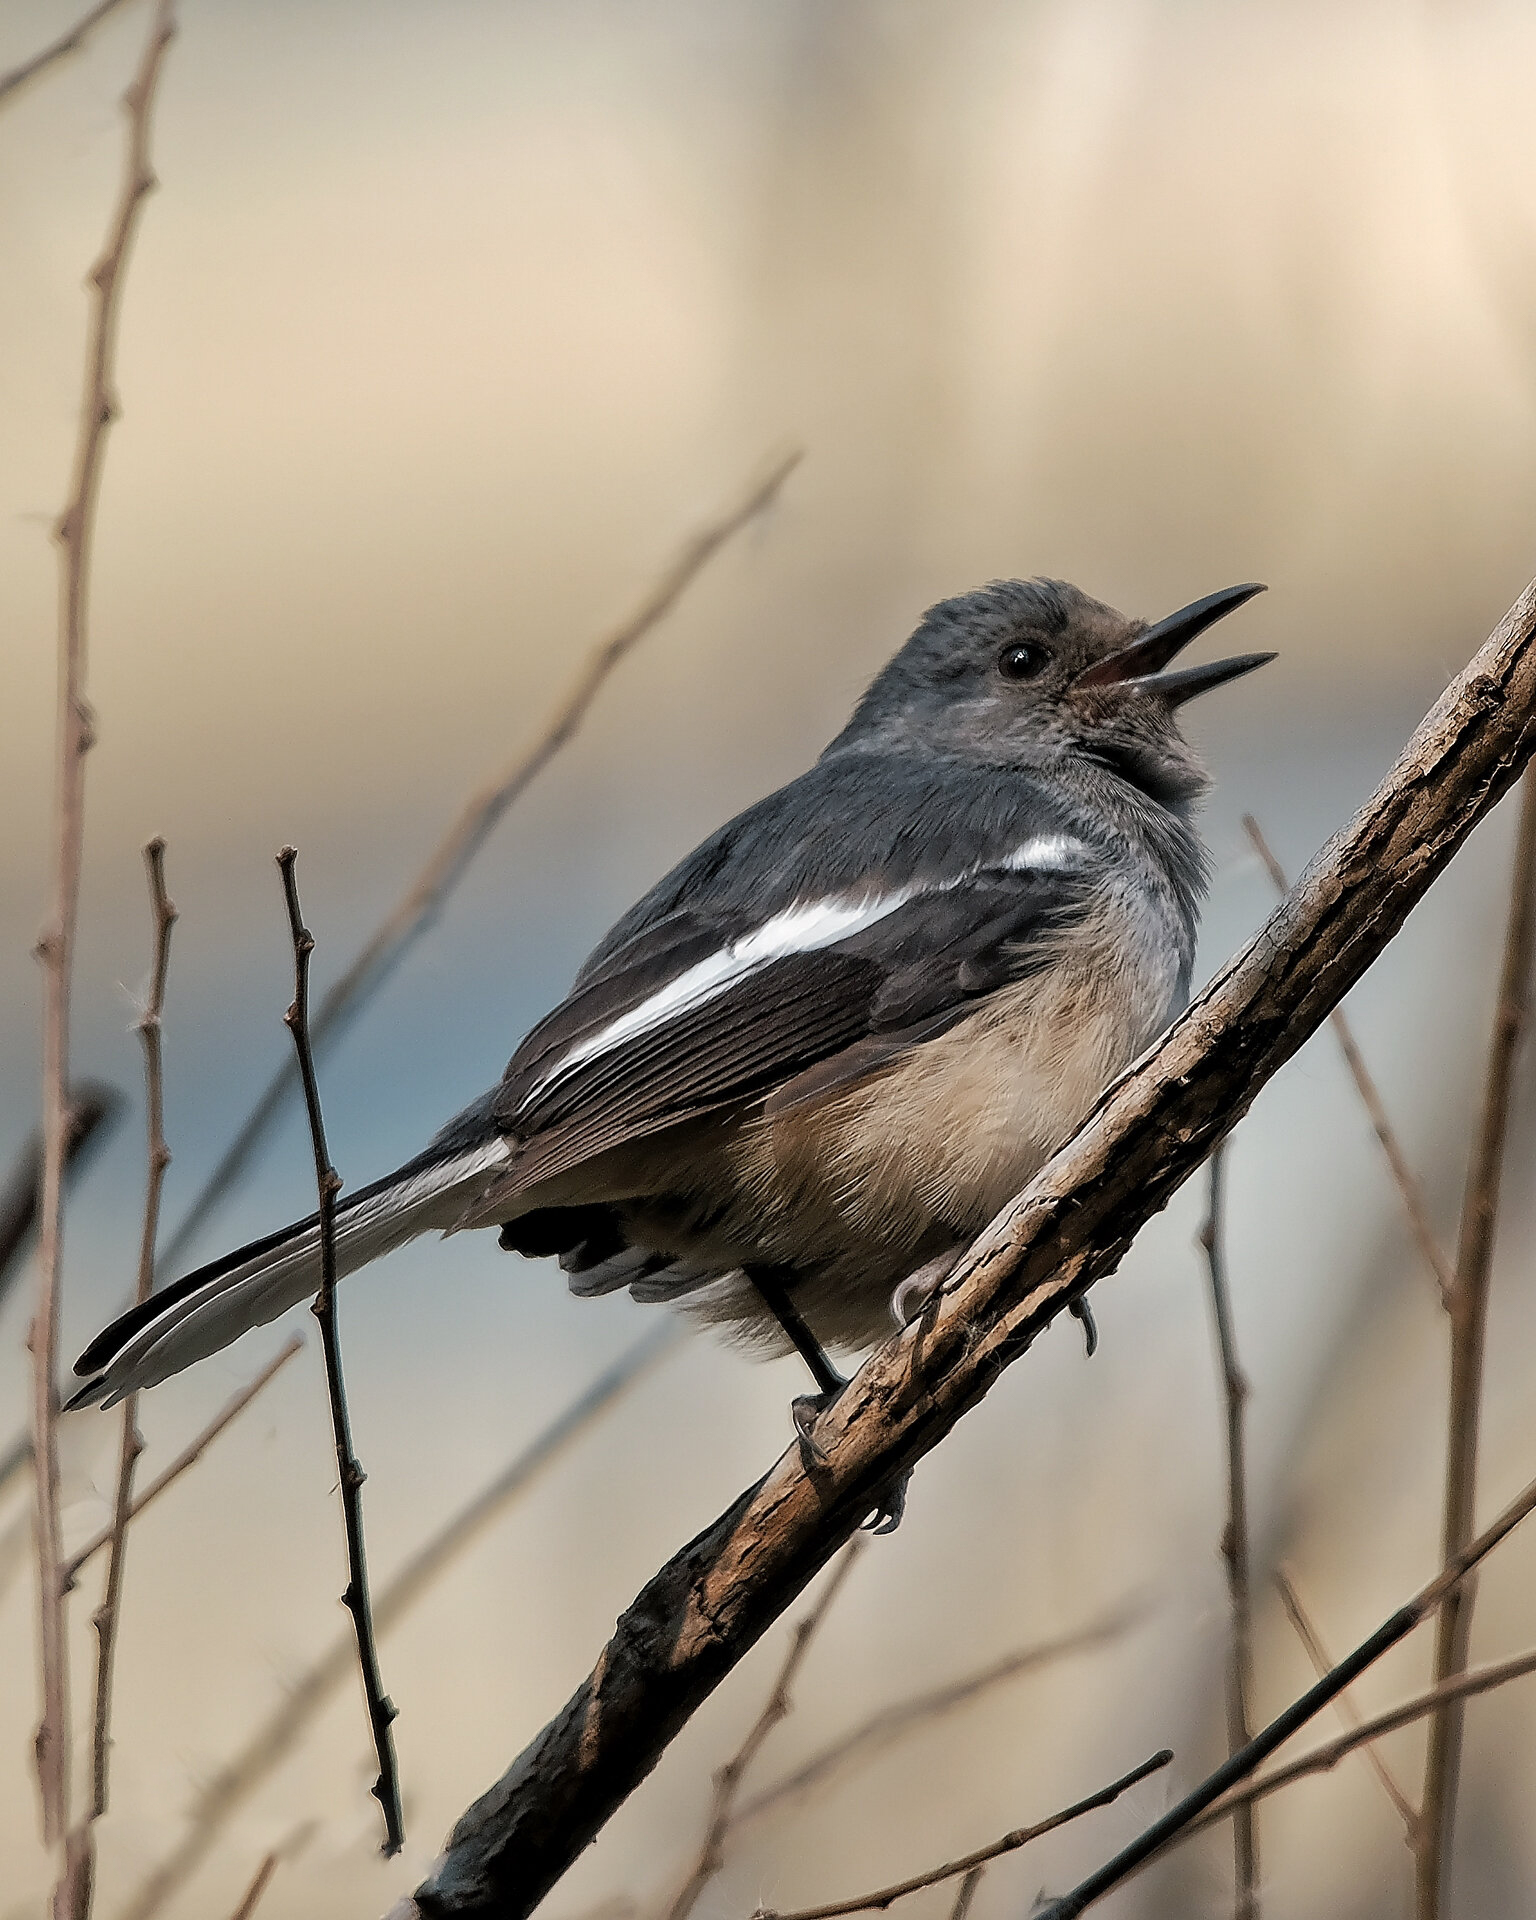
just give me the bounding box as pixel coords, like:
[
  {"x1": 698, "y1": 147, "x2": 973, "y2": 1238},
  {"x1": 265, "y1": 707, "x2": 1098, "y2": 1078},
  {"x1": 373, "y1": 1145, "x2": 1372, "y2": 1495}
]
[{"x1": 996, "y1": 642, "x2": 1048, "y2": 682}]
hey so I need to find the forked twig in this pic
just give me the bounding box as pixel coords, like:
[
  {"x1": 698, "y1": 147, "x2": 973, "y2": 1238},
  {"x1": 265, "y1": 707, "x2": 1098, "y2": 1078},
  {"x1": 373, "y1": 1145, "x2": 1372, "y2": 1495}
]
[
  {"x1": 29, "y1": 2, "x2": 176, "y2": 1902},
  {"x1": 1197, "y1": 1141, "x2": 1259, "y2": 1918},
  {"x1": 1241, "y1": 815, "x2": 1453, "y2": 1302},
  {"x1": 1273, "y1": 1564, "x2": 1417, "y2": 1835},
  {"x1": 278, "y1": 847, "x2": 403, "y2": 1855},
  {"x1": 120, "y1": 1326, "x2": 676, "y2": 1920},
  {"x1": 1418, "y1": 770, "x2": 1536, "y2": 1915},
  {"x1": 663, "y1": 1538, "x2": 866, "y2": 1920},
  {"x1": 1033, "y1": 1467, "x2": 1536, "y2": 1918},
  {"x1": 161, "y1": 449, "x2": 801, "y2": 1272},
  {"x1": 752, "y1": 1750, "x2": 1173, "y2": 1920},
  {"x1": 735, "y1": 1607, "x2": 1139, "y2": 1827},
  {"x1": 0, "y1": 0, "x2": 137, "y2": 106},
  {"x1": 63, "y1": 1336, "x2": 302, "y2": 1587},
  {"x1": 85, "y1": 838, "x2": 176, "y2": 1830},
  {"x1": 1191, "y1": 1646, "x2": 1536, "y2": 1831}
]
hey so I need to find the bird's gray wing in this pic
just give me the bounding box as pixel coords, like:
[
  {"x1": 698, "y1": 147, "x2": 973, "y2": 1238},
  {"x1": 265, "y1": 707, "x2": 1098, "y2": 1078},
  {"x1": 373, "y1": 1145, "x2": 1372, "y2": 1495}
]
[{"x1": 492, "y1": 862, "x2": 1091, "y2": 1191}]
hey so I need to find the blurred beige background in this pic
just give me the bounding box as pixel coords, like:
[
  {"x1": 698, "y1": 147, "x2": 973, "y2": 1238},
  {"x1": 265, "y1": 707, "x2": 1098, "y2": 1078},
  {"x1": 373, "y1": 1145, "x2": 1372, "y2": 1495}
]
[{"x1": 4, "y1": 2, "x2": 1536, "y2": 1915}]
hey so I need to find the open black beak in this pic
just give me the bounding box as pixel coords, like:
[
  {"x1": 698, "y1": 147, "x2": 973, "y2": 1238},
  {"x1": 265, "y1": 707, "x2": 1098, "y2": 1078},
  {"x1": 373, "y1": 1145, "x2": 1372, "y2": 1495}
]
[{"x1": 1077, "y1": 582, "x2": 1274, "y2": 705}]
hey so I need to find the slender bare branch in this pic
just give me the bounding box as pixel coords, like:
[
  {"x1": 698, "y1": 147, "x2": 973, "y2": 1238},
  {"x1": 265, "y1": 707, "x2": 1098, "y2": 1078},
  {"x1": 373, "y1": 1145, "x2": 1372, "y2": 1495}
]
[
  {"x1": 663, "y1": 1539, "x2": 865, "y2": 1920},
  {"x1": 0, "y1": 1084, "x2": 121, "y2": 1310},
  {"x1": 1274, "y1": 1564, "x2": 1417, "y2": 1835},
  {"x1": 1192, "y1": 1647, "x2": 1536, "y2": 1831},
  {"x1": 1034, "y1": 1468, "x2": 1536, "y2": 1918},
  {"x1": 0, "y1": 0, "x2": 137, "y2": 106},
  {"x1": 1242, "y1": 814, "x2": 1454, "y2": 1302},
  {"x1": 388, "y1": 579, "x2": 1536, "y2": 1919},
  {"x1": 1198, "y1": 1142, "x2": 1258, "y2": 1919},
  {"x1": 735, "y1": 1606, "x2": 1139, "y2": 1828},
  {"x1": 29, "y1": 4, "x2": 176, "y2": 1905},
  {"x1": 278, "y1": 847, "x2": 403, "y2": 1854},
  {"x1": 84, "y1": 839, "x2": 175, "y2": 1840},
  {"x1": 1418, "y1": 769, "x2": 1536, "y2": 1916},
  {"x1": 753, "y1": 1749, "x2": 1173, "y2": 1920},
  {"x1": 160, "y1": 449, "x2": 800, "y2": 1273},
  {"x1": 224, "y1": 1853, "x2": 279, "y2": 1920},
  {"x1": 120, "y1": 1325, "x2": 676, "y2": 1920},
  {"x1": 63, "y1": 1336, "x2": 302, "y2": 1588}
]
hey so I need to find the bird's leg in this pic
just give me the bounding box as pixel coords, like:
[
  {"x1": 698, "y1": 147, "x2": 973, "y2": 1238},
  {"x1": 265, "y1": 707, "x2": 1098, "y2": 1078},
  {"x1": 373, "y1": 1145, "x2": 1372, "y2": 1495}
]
[
  {"x1": 743, "y1": 1265, "x2": 909, "y2": 1534},
  {"x1": 744, "y1": 1264, "x2": 845, "y2": 1450}
]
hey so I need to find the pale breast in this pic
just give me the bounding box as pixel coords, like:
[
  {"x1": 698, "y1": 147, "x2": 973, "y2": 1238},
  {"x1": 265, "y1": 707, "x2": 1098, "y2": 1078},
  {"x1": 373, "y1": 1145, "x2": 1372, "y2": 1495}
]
[{"x1": 736, "y1": 898, "x2": 1183, "y2": 1258}]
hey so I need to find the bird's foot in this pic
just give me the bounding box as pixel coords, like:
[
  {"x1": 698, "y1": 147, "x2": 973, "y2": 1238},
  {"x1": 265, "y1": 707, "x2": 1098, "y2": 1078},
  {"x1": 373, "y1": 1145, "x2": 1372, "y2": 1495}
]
[
  {"x1": 791, "y1": 1387, "x2": 912, "y2": 1533},
  {"x1": 1069, "y1": 1294, "x2": 1098, "y2": 1358},
  {"x1": 889, "y1": 1251, "x2": 960, "y2": 1329},
  {"x1": 792, "y1": 1388, "x2": 838, "y2": 1464}
]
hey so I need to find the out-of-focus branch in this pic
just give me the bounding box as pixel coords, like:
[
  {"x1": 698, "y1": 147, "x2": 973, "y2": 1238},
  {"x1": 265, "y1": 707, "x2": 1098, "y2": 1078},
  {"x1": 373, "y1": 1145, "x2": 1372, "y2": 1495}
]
[
  {"x1": 1034, "y1": 1470, "x2": 1536, "y2": 1918},
  {"x1": 946, "y1": 1870, "x2": 983, "y2": 1920},
  {"x1": 735, "y1": 1606, "x2": 1139, "y2": 1827},
  {"x1": 63, "y1": 1335, "x2": 302, "y2": 1587},
  {"x1": 279, "y1": 847, "x2": 403, "y2": 1855},
  {"x1": 84, "y1": 839, "x2": 175, "y2": 1847},
  {"x1": 1242, "y1": 814, "x2": 1454, "y2": 1303},
  {"x1": 119, "y1": 1324, "x2": 678, "y2": 1920},
  {"x1": 159, "y1": 448, "x2": 801, "y2": 1273},
  {"x1": 752, "y1": 1749, "x2": 1173, "y2": 1920},
  {"x1": 1418, "y1": 770, "x2": 1536, "y2": 1917},
  {"x1": 662, "y1": 1539, "x2": 865, "y2": 1920},
  {"x1": 30, "y1": 5, "x2": 176, "y2": 1908},
  {"x1": 1273, "y1": 1564, "x2": 1417, "y2": 1835},
  {"x1": 0, "y1": 0, "x2": 137, "y2": 106},
  {"x1": 390, "y1": 576, "x2": 1536, "y2": 1920},
  {"x1": 0, "y1": 1084, "x2": 121, "y2": 1310},
  {"x1": 1197, "y1": 1142, "x2": 1258, "y2": 1920},
  {"x1": 1191, "y1": 1646, "x2": 1536, "y2": 1832}
]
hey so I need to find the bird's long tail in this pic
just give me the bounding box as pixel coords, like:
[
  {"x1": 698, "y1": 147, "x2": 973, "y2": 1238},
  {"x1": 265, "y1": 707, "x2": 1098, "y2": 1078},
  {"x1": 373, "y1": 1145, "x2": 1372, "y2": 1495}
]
[{"x1": 69, "y1": 1138, "x2": 510, "y2": 1408}]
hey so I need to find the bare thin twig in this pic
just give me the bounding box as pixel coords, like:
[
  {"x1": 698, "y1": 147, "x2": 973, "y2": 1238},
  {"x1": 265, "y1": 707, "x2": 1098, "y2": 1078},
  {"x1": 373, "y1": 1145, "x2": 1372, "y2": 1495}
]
[
  {"x1": 664, "y1": 1538, "x2": 865, "y2": 1920},
  {"x1": 1034, "y1": 1467, "x2": 1536, "y2": 1919},
  {"x1": 0, "y1": 1084, "x2": 121, "y2": 1310},
  {"x1": 30, "y1": 5, "x2": 176, "y2": 1906},
  {"x1": 63, "y1": 1336, "x2": 302, "y2": 1587},
  {"x1": 1192, "y1": 1646, "x2": 1536, "y2": 1831},
  {"x1": 120, "y1": 1325, "x2": 676, "y2": 1920},
  {"x1": 160, "y1": 449, "x2": 801, "y2": 1272},
  {"x1": 1418, "y1": 769, "x2": 1536, "y2": 1917},
  {"x1": 1242, "y1": 814, "x2": 1454, "y2": 1302},
  {"x1": 225, "y1": 1853, "x2": 278, "y2": 1920},
  {"x1": 0, "y1": 0, "x2": 137, "y2": 106},
  {"x1": 85, "y1": 839, "x2": 175, "y2": 1835},
  {"x1": 278, "y1": 847, "x2": 403, "y2": 1855},
  {"x1": 1274, "y1": 1564, "x2": 1417, "y2": 1835},
  {"x1": 752, "y1": 1750, "x2": 1173, "y2": 1920},
  {"x1": 1198, "y1": 1141, "x2": 1258, "y2": 1919},
  {"x1": 395, "y1": 577, "x2": 1536, "y2": 1920},
  {"x1": 735, "y1": 1606, "x2": 1139, "y2": 1827}
]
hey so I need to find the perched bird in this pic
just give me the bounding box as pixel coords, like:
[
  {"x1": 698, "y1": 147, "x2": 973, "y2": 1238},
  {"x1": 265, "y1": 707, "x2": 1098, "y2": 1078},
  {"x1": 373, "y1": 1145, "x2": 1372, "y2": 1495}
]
[{"x1": 73, "y1": 577, "x2": 1271, "y2": 1446}]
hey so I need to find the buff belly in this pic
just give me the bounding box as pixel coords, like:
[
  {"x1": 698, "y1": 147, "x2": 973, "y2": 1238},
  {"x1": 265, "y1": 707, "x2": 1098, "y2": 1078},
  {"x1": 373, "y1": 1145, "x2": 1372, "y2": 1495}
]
[{"x1": 568, "y1": 923, "x2": 1180, "y2": 1354}]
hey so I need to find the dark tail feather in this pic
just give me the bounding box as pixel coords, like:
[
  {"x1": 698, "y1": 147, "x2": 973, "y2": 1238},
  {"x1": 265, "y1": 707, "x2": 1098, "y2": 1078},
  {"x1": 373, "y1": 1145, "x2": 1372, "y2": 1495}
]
[{"x1": 68, "y1": 1139, "x2": 509, "y2": 1408}]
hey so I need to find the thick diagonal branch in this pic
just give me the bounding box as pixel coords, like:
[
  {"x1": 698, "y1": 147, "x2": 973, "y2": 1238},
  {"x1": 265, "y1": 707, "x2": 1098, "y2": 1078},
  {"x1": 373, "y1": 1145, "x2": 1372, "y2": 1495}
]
[{"x1": 394, "y1": 577, "x2": 1536, "y2": 1919}]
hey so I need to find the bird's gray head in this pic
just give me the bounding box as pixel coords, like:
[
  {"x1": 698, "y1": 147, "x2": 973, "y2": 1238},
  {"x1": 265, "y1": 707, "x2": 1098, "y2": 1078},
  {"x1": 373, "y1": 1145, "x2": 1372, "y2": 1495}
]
[{"x1": 832, "y1": 577, "x2": 1273, "y2": 807}]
